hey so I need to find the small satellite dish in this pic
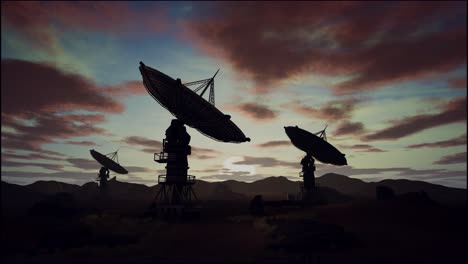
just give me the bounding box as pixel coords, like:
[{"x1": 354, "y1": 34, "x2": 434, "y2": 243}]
[
  {"x1": 284, "y1": 126, "x2": 347, "y2": 166},
  {"x1": 139, "y1": 62, "x2": 250, "y2": 143},
  {"x1": 90, "y1": 149, "x2": 128, "y2": 174}
]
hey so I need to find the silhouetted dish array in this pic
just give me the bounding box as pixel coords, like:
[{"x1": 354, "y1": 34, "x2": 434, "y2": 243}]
[
  {"x1": 90, "y1": 149, "x2": 128, "y2": 174},
  {"x1": 139, "y1": 61, "x2": 250, "y2": 143},
  {"x1": 284, "y1": 126, "x2": 347, "y2": 166}
]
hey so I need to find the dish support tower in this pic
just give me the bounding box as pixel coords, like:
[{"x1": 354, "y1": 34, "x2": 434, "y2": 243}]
[
  {"x1": 153, "y1": 119, "x2": 198, "y2": 215},
  {"x1": 298, "y1": 154, "x2": 316, "y2": 201}
]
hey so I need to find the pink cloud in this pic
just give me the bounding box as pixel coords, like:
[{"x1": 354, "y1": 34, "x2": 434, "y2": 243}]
[
  {"x1": 448, "y1": 77, "x2": 467, "y2": 89},
  {"x1": 256, "y1": 140, "x2": 290, "y2": 148},
  {"x1": 65, "y1": 141, "x2": 97, "y2": 146},
  {"x1": 333, "y1": 121, "x2": 365, "y2": 136},
  {"x1": 233, "y1": 156, "x2": 299, "y2": 168},
  {"x1": 122, "y1": 136, "x2": 221, "y2": 158},
  {"x1": 2, "y1": 113, "x2": 107, "y2": 154},
  {"x1": 332, "y1": 29, "x2": 467, "y2": 94},
  {"x1": 336, "y1": 144, "x2": 386, "y2": 153},
  {"x1": 184, "y1": 2, "x2": 466, "y2": 93},
  {"x1": 364, "y1": 97, "x2": 466, "y2": 141},
  {"x1": 1, "y1": 59, "x2": 142, "y2": 158},
  {"x1": 122, "y1": 136, "x2": 163, "y2": 150},
  {"x1": 1, "y1": 1, "x2": 168, "y2": 50},
  {"x1": 1, "y1": 152, "x2": 63, "y2": 161},
  {"x1": 229, "y1": 102, "x2": 278, "y2": 121},
  {"x1": 104, "y1": 81, "x2": 147, "y2": 97},
  {"x1": 2, "y1": 160, "x2": 64, "y2": 171},
  {"x1": 406, "y1": 134, "x2": 466, "y2": 148},
  {"x1": 433, "y1": 152, "x2": 467, "y2": 165},
  {"x1": 285, "y1": 98, "x2": 359, "y2": 122},
  {"x1": 1, "y1": 59, "x2": 124, "y2": 115}
]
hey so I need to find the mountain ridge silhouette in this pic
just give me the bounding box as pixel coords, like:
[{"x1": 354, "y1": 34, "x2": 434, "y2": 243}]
[{"x1": 3, "y1": 173, "x2": 465, "y2": 209}]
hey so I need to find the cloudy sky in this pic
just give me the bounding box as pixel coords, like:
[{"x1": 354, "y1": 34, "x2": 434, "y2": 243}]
[{"x1": 1, "y1": 1, "x2": 466, "y2": 188}]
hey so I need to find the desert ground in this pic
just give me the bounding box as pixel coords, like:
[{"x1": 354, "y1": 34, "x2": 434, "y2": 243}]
[{"x1": 2, "y1": 175, "x2": 466, "y2": 264}]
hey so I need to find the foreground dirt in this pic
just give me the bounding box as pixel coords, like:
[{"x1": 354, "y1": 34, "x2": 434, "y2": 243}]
[{"x1": 3, "y1": 199, "x2": 466, "y2": 264}]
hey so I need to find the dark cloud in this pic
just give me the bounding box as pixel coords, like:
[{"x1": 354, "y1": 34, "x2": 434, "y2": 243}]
[
  {"x1": 191, "y1": 146, "x2": 221, "y2": 155},
  {"x1": 340, "y1": 144, "x2": 372, "y2": 149},
  {"x1": 361, "y1": 148, "x2": 386, "y2": 153},
  {"x1": 191, "y1": 168, "x2": 221, "y2": 174},
  {"x1": 2, "y1": 113, "x2": 107, "y2": 155},
  {"x1": 66, "y1": 158, "x2": 98, "y2": 170},
  {"x1": 141, "y1": 148, "x2": 158, "y2": 154},
  {"x1": 122, "y1": 136, "x2": 163, "y2": 152},
  {"x1": 338, "y1": 144, "x2": 386, "y2": 153},
  {"x1": 1, "y1": 59, "x2": 124, "y2": 115},
  {"x1": 1, "y1": 152, "x2": 63, "y2": 161},
  {"x1": 190, "y1": 146, "x2": 220, "y2": 160},
  {"x1": 256, "y1": 140, "x2": 290, "y2": 148},
  {"x1": 192, "y1": 155, "x2": 217, "y2": 160},
  {"x1": 406, "y1": 134, "x2": 466, "y2": 148},
  {"x1": 332, "y1": 29, "x2": 467, "y2": 94},
  {"x1": 284, "y1": 98, "x2": 359, "y2": 122},
  {"x1": 125, "y1": 166, "x2": 152, "y2": 173},
  {"x1": 120, "y1": 176, "x2": 156, "y2": 185},
  {"x1": 364, "y1": 97, "x2": 466, "y2": 141},
  {"x1": 186, "y1": 2, "x2": 466, "y2": 93},
  {"x1": 233, "y1": 156, "x2": 299, "y2": 169},
  {"x1": 433, "y1": 152, "x2": 467, "y2": 165},
  {"x1": 448, "y1": 77, "x2": 467, "y2": 89},
  {"x1": 1, "y1": 160, "x2": 64, "y2": 171},
  {"x1": 104, "y1": 81, "x2": 147, "y2": 97},
  {"x1": 333, "y1": 121, "x2": 365, "y2": 136},
  {"x1": 122, "y1": 136, "x2": 220, "y2": 158},
  {"x1": 1, "y1": 59, "x2": 146, "y2": 159},
  {"x1": 200, "y1": 171, "x2": 268, "y2": 182},
  {"x1": 397, "y1": 168, "x2": 466, "y2": 178},
  {"x1": 231, "y1": 102, "x2": 277, "y2": 121},
  {"x1": 1, "y1": 1, "x2": 168, "y2": 51},
  {"x1": 65, "y1": 140, "x2": 97, "y2": 146}
]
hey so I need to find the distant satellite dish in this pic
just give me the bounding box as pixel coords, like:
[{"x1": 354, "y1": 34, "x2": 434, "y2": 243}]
[
  {"x1": 90, "y1": 149, "x2": 128, "y2": 174},
  {"x1": 284, "y1": 126, "x2": 347, "y2": 166},
  {"x1": 139, "y1": 62, "x2": 250, "y2": 143}
]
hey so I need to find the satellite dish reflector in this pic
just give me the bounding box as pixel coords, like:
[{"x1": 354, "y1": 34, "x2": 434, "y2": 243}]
[
  {"x1": 90, "y1": 149, "x2": 128, "y2": 174},
  {"x1": 284, "y1": 126, "x2": 347, "y2": 166},
  {"x1": 139, "y1": 62, "x2": 250, "y2": 143}
]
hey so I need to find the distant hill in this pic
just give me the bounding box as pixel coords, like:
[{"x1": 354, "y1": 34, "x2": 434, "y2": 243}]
[
  {"x1": 26, "y1": 180, "x2": 80, "y2": 195},
  {"x1": 1, "y1": 181, "x2": 46, "y2": 212},
  {"x1": 316, "y1": 173, "x2": 466, "y2": 205},
  {"x1": 197, "y1": 176, "x2": 299, "y2": 200},
  {"x1": 2, "y1": 173, "x2": 465, "y2": 213}
]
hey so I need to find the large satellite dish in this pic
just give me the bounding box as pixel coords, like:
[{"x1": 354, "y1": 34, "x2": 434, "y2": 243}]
[
  {"x1": 139, "y1": 62, "x2": 250, "y2": 143},
  {"x1": 90, "y1": 149, "x2": 128, "y2": 174},
  {"x1": 284, "y1": 126, "x2": 347, "y2": 166}
]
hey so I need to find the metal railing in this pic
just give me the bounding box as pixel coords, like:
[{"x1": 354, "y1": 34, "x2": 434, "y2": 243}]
[
  {"x1": 187, "y1": 175, "x2": 196, "y2": 183},
  {"x1": 158, "y1": 175, "x2": 196, "y2": 184},
  {"x1": 154, "y1": 152, "x2": 169, "y2": 162}
]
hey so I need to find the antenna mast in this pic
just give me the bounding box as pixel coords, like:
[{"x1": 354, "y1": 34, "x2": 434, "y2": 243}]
[{"x1": 184, "y1": 69, "x2": 219, "y2": 106}]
